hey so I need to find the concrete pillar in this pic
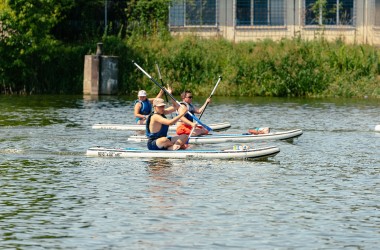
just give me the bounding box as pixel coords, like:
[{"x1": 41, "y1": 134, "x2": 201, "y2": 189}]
[
  {"x1": 83, "y1": 55, "x2": 100, "y2": 95},
  {"x1": 99, "y1": 56, "x2": 118, "y2": 95},
  {"x1": 83, "y1": 43, "x2": 119, "y2": 95}
]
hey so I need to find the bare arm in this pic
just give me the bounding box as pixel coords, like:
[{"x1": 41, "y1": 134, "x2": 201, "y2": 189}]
[
  {"x1": 149, "y1": 85, "x2": 173, "y2": 104},
  {"x1": 156, "y1": 89, "x2": 164, "y2": 99},
  {"x1": 154, "y1": 105, "x2": 188, "y2": 126},
  {"x1": 147, "y1": 89, "x2": 164, "y2": 103},
  {"x1": 164, "y1": 105, "x2": 177, "y2": 115},
  {"x1": 177, "y1": 114, "x2": 196, "y2": 127},
  {"x1": 167, "y1": 86, "x2": 180, "y2": 110},
  {"x1": 195, "y1": 97, "x2": 211, "y2": 114}
]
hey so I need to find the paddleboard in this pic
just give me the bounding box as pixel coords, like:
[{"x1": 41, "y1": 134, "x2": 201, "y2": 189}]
[
  {"x1": 86, "y1": 145, "x2": 280, "y2": 160},
  {"x1": 127, "y1": 129, "x2": 303, "y2": 144},
  {"x1": 92, "y1": 122, "x2": 231, "y2": 132}
]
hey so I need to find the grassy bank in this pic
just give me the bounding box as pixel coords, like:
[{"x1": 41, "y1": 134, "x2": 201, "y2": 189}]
[
  {"x1": 2, "y1": 35, "x2": 380, "y2": 98},
  {"x1": 121, "y1": 36, "x2": 380, "y2": 98}
]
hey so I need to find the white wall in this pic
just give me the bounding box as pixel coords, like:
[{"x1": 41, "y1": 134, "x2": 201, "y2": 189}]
[{"x1": 170, "y1": 0, "x2": 380, "y2": 45}]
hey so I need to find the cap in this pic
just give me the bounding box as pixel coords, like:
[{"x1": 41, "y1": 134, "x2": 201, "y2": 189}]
[
  {"x1": 138, "y1": 90, "x2": 147, "y2": 97},
  {"x1": 153, "y1": 98, "x2": 166, "y2": 107}
]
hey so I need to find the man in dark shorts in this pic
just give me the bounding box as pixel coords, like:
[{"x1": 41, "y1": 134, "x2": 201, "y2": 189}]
[{"x1": 146, "y1": 98, "x2": 190, "y2": 150}]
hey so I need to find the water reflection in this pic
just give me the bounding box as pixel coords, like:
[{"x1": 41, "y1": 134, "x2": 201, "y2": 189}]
[
  {"x1": 146, "y1": 159, "x2": 173, "y2": 169},
  {"x1": 82, "y1": 95, "x2": 99, "y2": 102},
  {"x1": 144, "y1": 159, "x2": 184, "y2": 211}
]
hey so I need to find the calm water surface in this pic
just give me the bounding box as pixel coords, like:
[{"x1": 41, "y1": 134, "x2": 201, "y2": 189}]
[{"x1": 1, "y1": 95, "x2": 379, "y2": 249}]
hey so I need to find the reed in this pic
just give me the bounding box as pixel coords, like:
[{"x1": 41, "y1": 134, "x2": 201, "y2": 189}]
[
  {"x1": 124, "y1": 35, "x2": 379, "y2": 98},
  {"x1": 1, "y1": 33, "x2": 379, "y2": 98}
]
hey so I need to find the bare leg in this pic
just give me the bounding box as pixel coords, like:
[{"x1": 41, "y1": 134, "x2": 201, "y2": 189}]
[
  {"x1": 248, "y1": 127, "x2": 270, "y2": 135},
  {"x1": 155, "y1": 137, "x2": 173, "y2": 149},
  {"x1": 262, "y1": 127, "x2": 270, "y2": 134},
  {"x1": 192, "y1": 127, "x2": 209, "y2": 136},
  {"x1": 169, "y1": 134, "x2": 188, "y2": 150}
]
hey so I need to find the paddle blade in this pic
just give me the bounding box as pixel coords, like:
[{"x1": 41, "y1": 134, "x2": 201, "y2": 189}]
[{"x1": 192, "y1": 115, "x2": 212, "y2": 131}]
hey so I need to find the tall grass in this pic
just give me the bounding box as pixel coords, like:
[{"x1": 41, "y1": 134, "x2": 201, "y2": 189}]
[
  {"x1": 123, "y1": 36, "x2": 380, "y2": 98},
  {"x1": 2, "y1": 33, "x2": 379, "y2": 97}
]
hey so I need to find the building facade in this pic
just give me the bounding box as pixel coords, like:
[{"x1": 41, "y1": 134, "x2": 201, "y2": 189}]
[{"x1": 169, "y1": 0, "x2": 380, "y2": 45}]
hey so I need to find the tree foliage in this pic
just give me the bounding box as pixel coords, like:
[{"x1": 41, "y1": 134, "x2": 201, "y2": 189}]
[
  {"x1": 1, "y1": 0, "x2": 75, "y2": 93},
  {"x1": 126, "y1": 0, "x2": 171, "y2": 37},
  {"x1": 0, "y1": 0, "x2": 171, "y2": 94}
]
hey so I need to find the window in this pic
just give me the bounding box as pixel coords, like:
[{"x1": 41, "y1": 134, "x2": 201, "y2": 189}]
[
  {"x1": 375, "y1": 0, "x2": 380, "y2": 26},
  {"x1": 305, "y1": 0, "x2": 354, "y2": 26},
  {"x1": 169, "y1": 0, "x2": 216, "y2": 27},
  {"x1": 236, "y1": 0, "x2": 285, "y2": 26}
]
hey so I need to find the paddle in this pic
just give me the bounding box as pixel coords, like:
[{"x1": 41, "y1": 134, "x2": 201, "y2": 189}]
[
  {"x1": 155, "y1": 62, "x2": 173, "y2": 118},
  {"x1": 186, "y1": 123, "x2": 197, "y2": 144},
  {"x1": 198, "y1": 76, "x2": 222, "y2": 120},
  {"x1": 155, "y1": 63, "x2": 169, "y2": 103},
  {"x1": 133, "y1": 61, "x2": 212, "y2": 131},
  {"x1": 187, "y1": 76, "x2": 221, "y2": 144}
]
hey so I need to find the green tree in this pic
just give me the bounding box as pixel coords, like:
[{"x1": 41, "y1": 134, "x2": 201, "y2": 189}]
[
  {"x1": 0, "y1": 0, "x2": 74, "y2": 93},
  {"x1": 126, "y1": 0, "x2": 171, "y2": 37},
  {"x1": 0, "y1": 0, "x2": 173, "y2": 94}
]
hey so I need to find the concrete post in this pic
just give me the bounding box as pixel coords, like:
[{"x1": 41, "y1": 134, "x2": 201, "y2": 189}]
[
  {"x1": 83, "y1": 43, "x2": 118, "y2": 95},
  {"x1": 83, "y1": 55, "x2": 100, "y2": 95},
  {"x1": 99, "y1": 56, "x2": 118, "y2": 95}
]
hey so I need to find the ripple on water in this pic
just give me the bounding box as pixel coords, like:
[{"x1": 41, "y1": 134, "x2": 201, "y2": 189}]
[{"x1": 1, "y1": 96, "x2": 379, "y2": 249}]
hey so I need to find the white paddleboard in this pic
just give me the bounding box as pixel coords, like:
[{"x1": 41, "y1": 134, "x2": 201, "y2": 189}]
[
  {"x1": 128, "y1": 129, "x2": 303, "y2": 144},
  {"x1": 375, "y1": 125, "x2": 380, "y2": 132},
  {"x1": 92, "y1": 122, "x2": 231, "y2": 132},
  {"x1": 86, "y1": 145, "x2": 280, "y2": 160}
]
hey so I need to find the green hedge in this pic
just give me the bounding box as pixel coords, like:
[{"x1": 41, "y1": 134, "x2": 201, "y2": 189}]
[
  {"x1": 122, "y1": 36, "x2": 380, "y2": 98},
  {"x1": 1, "y1": 35, "x2": 380, "y2": 98}
]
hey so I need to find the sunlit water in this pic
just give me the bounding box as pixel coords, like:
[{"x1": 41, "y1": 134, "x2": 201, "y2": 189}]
[{"x1": 1, "y1": 95, "x2": 379, "y2": 249}]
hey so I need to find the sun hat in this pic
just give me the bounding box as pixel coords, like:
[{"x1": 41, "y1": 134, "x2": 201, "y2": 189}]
[
  {"x1": 153, "y1": 98, "x2": 166, "y2": 107},
  {"x1": 138, "y1": 90, "x2": 147, "y2": 97}
]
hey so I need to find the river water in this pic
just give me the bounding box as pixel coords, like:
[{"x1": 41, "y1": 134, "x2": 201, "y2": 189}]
[{"x1": 1, "y1": 95, "x2": 379, "y2": 249}]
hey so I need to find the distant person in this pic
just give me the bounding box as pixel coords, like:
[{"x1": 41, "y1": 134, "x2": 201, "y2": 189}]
[
  {"x1": 134, "y1": 86, "x2": 172, "y2": 124},
  {"x1": 248, "y1": 127, "x2": 270, "y2": 134},
  {"x1": 176, "y1": 90, "x2": 209, "y2": 136},
  {"x1": 146, "y1": 98, "x2": 191, "y2": 150}
]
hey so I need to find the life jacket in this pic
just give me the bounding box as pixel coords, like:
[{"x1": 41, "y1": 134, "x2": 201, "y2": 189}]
[
  {"x1": 134, "y1": 99, "x2": 152, "y2": 115},
  {"x1": 146, "y1": 113, "x2": 169, "y2": 139},
  {"x1": 134, "y1": 99, "x2": 152, "y2": 122},
  {"x1": 180, "y1": 102, "x2": 195, "y2": 122}
]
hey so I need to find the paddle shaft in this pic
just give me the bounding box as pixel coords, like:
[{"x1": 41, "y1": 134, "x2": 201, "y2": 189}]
[
  {"x1": 188, "y1": 76, "x2": 221, "y2": 142},
  {"x1": 133, "y1": 61, "x2": 212, "y2": 131},
  {"x1": 186, "y1": 124, "x2": 197, "y2": 144},
  {"x1": 198, "y1": 76, "x2": 222, "y2": 120},
  {"x1": 155, "y1": 63, "x2": 173, "y2": 118},
  {"x1": 155, "y1": 63, "x2": 169, "y2": 103}
]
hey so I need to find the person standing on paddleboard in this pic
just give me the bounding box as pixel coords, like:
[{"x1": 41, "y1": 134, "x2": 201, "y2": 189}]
[
  {"x1": 146, "y1": 98, "x2": 191, "y2": 151},
  {"x1": 134, "y1": 86, "x2": 173, "y2": 125},
  {"x1": 176, "y1": 90, "x2": 210, "y2": 136}
]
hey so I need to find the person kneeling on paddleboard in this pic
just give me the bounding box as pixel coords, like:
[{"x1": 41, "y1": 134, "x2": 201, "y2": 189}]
[
  {"x1": 146, "y1": 98, "x2": 191, "y2": 151},
  {"x1": 134, "y1": 86, "x2": 172, "y2": 125},
  {"x1": 176, "y1": 90, "x2": 210, "y2": 136}
]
